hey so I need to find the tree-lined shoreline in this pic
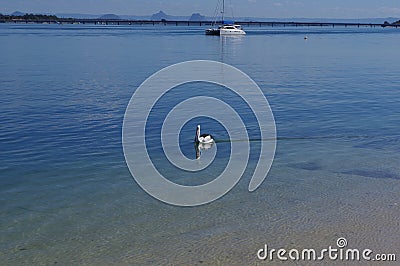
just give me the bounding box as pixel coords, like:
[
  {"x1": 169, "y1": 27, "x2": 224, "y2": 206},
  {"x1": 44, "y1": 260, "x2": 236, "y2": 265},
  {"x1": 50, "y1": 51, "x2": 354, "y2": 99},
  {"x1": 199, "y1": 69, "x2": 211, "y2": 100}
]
[{"x1": 0, "y1": 13, "x2": 61, "y2": 21}]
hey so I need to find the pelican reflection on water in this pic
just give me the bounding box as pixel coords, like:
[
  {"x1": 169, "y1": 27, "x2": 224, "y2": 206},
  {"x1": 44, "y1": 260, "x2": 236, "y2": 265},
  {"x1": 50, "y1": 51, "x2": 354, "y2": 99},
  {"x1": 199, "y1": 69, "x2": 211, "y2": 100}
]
[{"x1": 195, "y1": 142, "x2": 214, "y2": 159}]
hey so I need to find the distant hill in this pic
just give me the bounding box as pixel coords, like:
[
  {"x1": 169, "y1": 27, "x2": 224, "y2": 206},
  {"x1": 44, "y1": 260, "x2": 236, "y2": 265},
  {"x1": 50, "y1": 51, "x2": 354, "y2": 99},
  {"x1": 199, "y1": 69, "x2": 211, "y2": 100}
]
[
  {"x1": 99, "y1": 14, "x2": 121, "y2": 20},
  {"x1": 151, "y1": 11, "x2": 169, "y2": 20},
  {"x1": 150, "y1": 10, "x2": 193, "y2": 21},
  {"x1": 11, "y1": 11, "x2": 25, "y2": 16},
  {"x1": 189, "y1": 13, "x2": 205, "y2": 21}
]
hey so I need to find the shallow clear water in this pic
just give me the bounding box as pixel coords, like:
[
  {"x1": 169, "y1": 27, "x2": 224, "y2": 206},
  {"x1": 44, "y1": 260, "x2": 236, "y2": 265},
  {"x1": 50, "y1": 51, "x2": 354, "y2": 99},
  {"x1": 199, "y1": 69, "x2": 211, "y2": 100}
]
[{"x1": 1, "y1": 24, "x2": 399, "y2": 265}]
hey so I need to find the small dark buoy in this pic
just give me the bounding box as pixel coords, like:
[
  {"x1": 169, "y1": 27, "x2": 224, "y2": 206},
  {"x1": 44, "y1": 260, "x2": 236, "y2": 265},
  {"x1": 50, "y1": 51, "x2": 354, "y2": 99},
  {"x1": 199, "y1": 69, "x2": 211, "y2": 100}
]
[{"x1": 304, "y1": 36, "x2": 308, "y2": 40}]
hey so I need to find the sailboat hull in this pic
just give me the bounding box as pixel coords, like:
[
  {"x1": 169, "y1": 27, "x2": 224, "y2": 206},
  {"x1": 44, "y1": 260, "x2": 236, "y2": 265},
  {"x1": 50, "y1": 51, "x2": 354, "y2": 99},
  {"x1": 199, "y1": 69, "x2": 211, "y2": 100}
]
[
  {"x1": 220, "y1": 28, "x2": 246, "y2": 35},
  {"x1": 205, "y1": 25, "x2": 246, "y2": 36}
]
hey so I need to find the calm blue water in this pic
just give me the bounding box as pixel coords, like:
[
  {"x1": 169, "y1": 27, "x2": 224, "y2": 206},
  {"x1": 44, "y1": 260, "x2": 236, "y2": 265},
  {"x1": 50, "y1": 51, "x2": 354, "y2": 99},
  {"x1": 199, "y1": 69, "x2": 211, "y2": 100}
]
[{"x1": 1, "y1": 24, "x2": 400, "y2": 265}]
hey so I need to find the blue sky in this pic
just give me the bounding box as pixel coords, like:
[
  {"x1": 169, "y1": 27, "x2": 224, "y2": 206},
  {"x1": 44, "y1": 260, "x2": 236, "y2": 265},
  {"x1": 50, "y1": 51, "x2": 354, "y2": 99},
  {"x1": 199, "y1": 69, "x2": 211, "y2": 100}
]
[{"x1": 1, "y1": 0, "x2": 400, "y2": 18}]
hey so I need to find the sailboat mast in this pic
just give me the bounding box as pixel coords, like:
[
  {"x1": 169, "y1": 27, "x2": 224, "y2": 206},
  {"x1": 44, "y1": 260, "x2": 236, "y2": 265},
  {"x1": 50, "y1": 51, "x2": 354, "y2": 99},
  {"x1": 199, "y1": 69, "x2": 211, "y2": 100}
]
[{"x1": 221, "y1": 0, "x2": 224, "y2": 23}]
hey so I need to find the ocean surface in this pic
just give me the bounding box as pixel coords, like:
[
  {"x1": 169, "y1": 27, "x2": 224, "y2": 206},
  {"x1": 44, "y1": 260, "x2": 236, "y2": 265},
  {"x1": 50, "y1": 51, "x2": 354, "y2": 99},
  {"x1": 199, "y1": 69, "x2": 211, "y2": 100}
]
[{"x1": 1, "y1": 24, "x2": 399, "y2": 265}]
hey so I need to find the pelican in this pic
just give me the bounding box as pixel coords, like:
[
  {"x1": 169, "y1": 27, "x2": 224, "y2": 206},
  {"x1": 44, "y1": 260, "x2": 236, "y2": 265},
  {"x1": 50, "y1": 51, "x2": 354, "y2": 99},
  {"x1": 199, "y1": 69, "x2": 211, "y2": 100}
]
[{"x1": 195, "y1": 125, "x2": 214, "y2": 144}]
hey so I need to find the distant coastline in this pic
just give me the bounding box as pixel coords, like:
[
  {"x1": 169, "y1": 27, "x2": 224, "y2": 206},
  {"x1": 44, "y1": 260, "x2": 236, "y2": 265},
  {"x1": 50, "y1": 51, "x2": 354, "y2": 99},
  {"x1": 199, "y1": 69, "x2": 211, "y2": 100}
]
[
  {"x1": 1, "y1": 10, "x2": 399, "y2": 25},
  {"x1": 1, "y1": 13, "x2": 399, "y2": 29},
  {"x1": 1, "y1": 11, "x2": 399, "y2": 29},
  {"x1": 1, "y1": 13, "x2": 60, "y2": 21}
]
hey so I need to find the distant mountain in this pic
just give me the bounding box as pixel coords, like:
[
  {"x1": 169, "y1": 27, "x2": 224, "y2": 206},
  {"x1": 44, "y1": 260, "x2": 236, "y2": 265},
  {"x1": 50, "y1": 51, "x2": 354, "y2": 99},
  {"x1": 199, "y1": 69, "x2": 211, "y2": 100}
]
[
  {"x1": 99, "y1": 14, "x2": 121, "y2": 20},
  {"x1": 150, "y1": 10, "x2": 192, "y2": 21},
  {"x1": 11, "y1": 11, "x2": 25, "y2": 16},
  {"x1": 55, "y1": 13, "x2": 150, "y2": 20},
  {"x1": 151, "y1": 11, "x2": 169, "y2": 20},
  {"x1": 189, "y1": 13, "x2": 205, "y2": 21}
]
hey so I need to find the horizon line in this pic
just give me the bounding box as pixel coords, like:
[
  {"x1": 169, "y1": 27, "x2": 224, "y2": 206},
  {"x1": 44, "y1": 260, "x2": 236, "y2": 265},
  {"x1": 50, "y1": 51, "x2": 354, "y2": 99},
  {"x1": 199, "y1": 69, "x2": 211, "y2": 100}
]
[{"x1": 3, "y1": 10, "x2": 400, "y2": 21}]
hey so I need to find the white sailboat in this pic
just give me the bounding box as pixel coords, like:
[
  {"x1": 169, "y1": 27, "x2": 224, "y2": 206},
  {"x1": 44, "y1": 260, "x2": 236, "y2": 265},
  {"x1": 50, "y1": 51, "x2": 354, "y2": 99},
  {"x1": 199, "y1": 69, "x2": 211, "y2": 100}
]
[{"x1": 205, "y1": 0, "x2": 246, "y2": 36}]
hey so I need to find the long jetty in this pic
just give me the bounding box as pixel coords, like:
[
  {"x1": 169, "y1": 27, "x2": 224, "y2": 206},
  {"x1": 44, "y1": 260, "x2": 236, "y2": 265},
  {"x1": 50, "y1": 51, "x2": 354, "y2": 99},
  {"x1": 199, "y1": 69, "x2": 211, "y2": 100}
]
[{"x1": 2, "y1": 19, "x2": 399, "y2": 28}]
